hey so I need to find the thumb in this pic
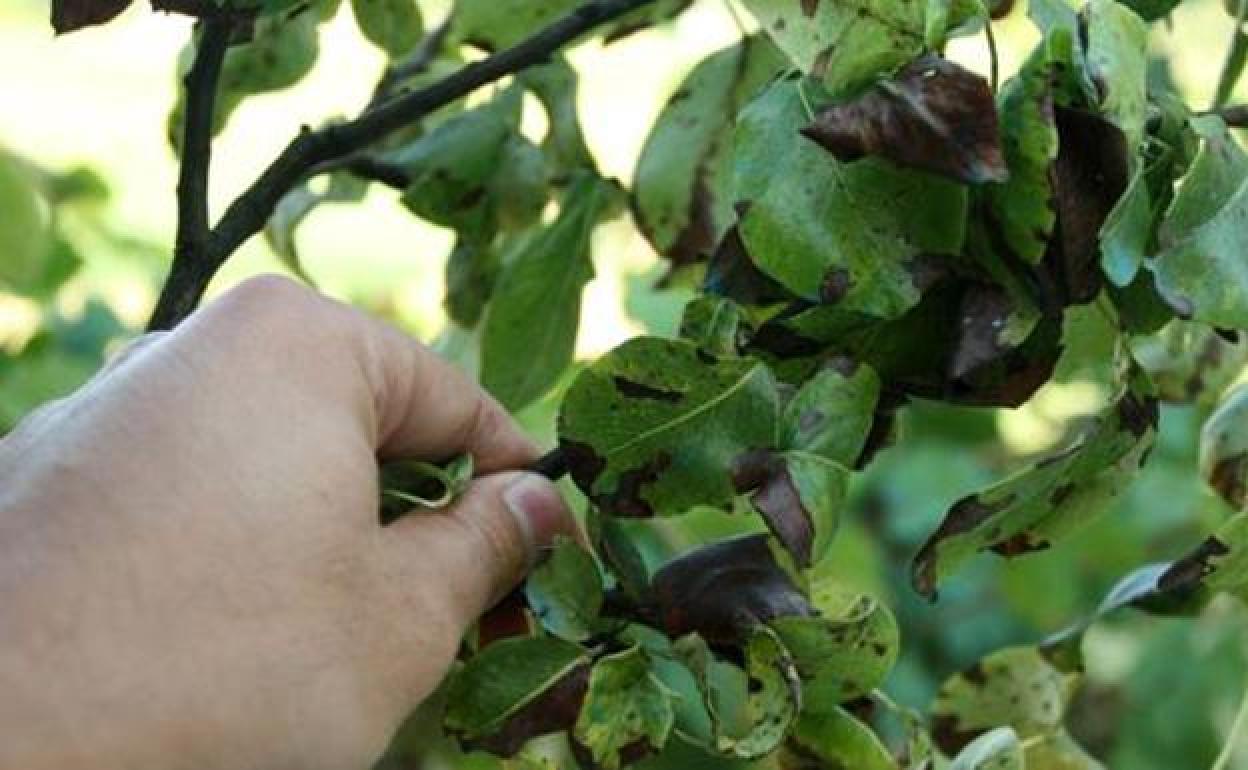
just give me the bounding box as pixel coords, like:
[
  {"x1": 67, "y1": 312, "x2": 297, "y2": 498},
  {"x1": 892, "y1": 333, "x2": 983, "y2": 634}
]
[{"x1": 386, "y1": 471, "x2": 580, "y2": 626}]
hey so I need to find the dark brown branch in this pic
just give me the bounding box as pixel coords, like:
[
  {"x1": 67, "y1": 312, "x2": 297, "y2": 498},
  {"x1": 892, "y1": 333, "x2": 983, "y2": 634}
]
[
  {"x1": 147, "y1": 0, "x2": 657, "y2": 331},
  {"x1": 307, "y1": 154, "x2": 412, "y2": 189},
  {"x1": 158, "y1": 16, "x2": 233, "y2": 332}
]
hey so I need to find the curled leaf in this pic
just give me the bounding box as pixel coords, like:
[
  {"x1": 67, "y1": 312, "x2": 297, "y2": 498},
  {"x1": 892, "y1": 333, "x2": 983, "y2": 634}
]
[
  {"x1": 734, "y1": 450, "x2": 850, "y2": 567},
  {"x1": 948, "y1": 727, "x2": 1024, "y2": 770},
  {"x1": 573, "y1": 647, "x2": 677, "y2": 770},
  {"x1": 1200, "y1": 384, "x2": 1248, "y2": 510},
  {"x1": 803, "y1": 55, "x2": 1006, "y2": 185}
]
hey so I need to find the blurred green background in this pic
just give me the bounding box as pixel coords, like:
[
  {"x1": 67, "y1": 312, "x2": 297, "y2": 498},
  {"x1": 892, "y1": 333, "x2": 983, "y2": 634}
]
[{"x1": 2, "y1": 0, "x2": 1248, "y2": 766}]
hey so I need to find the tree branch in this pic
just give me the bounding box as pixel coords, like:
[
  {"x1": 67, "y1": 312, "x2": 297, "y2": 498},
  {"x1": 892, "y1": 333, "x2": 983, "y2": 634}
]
[
  {"x1": 154, "y1": 16, "x2": 233, "y2": 332},
  {"x1": 147, "y1": 0, "x2": 657, "y2": 330},
  {"x1": 1216, "y1": 104, "x2": 1248, "y2": 128}
]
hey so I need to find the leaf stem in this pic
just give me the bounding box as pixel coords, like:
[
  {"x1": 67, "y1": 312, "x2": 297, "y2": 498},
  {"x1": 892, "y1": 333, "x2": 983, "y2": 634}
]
[
  {"x1": 985, "y1": 19, "x2": 1000, "y2": 93},
  {"x1": 146, "y1": 0, "x2": 659, "y2": 331},
  {"x1": 1213, "y1": 673, "x2": 1248, "y2": 770}
]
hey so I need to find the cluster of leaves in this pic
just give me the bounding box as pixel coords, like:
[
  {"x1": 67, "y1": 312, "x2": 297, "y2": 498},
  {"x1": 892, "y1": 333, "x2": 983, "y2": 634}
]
[{"x1": 42, "y1": 0, "x2": 1248, "y2": 765}]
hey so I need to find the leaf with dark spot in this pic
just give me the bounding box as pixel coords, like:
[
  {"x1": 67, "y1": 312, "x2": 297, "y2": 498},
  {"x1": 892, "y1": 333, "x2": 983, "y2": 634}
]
[
  {"x1": 651, "y1": 534, "x2": 813, "y2": 645},
  {"x1": 735, "y1": 78, "x2": 967, "y2": 319},
  {"x1": 51, "y1": 0, "x2": 132, "y2": 34},
  {"x1": 559, "y1": 337, "x2": 779, "y2": 519},
  {"x1": 444, "y1": 636, "x2": 589, "y2": 751},
  {"x1": 803, "y1": 55, "x2": 1006, "y2": 185},
  {"x1": 781, "y1": 360, "x2": 881, "y2": 466},
  {"x1": 739, "y1": 450, "x2": 850, "y2": 567},
  {"x1": 913, "y1": 380, "x2": 1158, "y2": 597},
  {"x1": 633, "y1": 37, "x2": 785, "y2": 271},
  {"x1": 1201, "y1": 385, "x2": 1248, "y2": 510},
  {"x1": 573, "y1": 647, "x2": 677, "y2": 770},
  {"x1": 931, "y1": 646, "x2": 1082, "y2": 757}
]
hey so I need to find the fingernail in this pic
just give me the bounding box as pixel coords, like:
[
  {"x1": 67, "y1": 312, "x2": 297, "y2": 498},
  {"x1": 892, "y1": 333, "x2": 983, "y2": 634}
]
[{"x1": 503, "y1": 473, "x2": 572, "y2": 569}]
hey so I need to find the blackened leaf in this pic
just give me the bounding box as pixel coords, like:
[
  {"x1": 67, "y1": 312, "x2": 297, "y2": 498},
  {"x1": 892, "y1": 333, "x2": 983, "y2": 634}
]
[
  {"x1": 743, "y1": 450, "x2": 850, "y2": 567},
  {"x1": 740, "y1": 0, "x2": 979, "y2": 98},
  {"x1": 1200, "y1": 385, "x2": 1248, "y2": 510},
  {"x1": 52, "y1": 0, "x2": 131, "y2": 34},
  {"x1": 1157, "y1": 513, "x2": 1248, "y2": 602},
  {"x1": 735, "y1": 78, "x2": 967, "y2": 318},
  {"x1": 948, "y1": 727, "x2": 1024, "y2": 770},
  {"x1": 558, "y1": 337, "x2": 779, "y2": 518},
  {"x1": 781, "y1": 361, "x2": 881, "y2": 467},
  {"x1": 351, "y1": 0, "x2": 423, "y2": 59},
  {"x1": 783, "y1": 705, "x2": 895, "y2": 770},
  {"x1": 651, "y1": 535, "x2": 813, "y2": 645},
  {"x1": 444, "y1": 636, "x2": 589, "y2": 743},
  {"x1": 675, "y1": 628, "x2": 801, "y2": 760},
  {"x1": 1046, "y1": 107, "x2": 1131, "y2": 305},
  {"x1": 913, "y1": 381, "x2": 1158, "y2": 597},
  {"x1": 633, "y1": 37, "x2": 785, "y2": 269},
  {"x1": 931, "y1": 646, "x2": 1079, "y2": 756},
  {"x1": 803, "y1": 55, "x2": 1006, "y2": 185},
  {"x1": 524, "y1": 537, "x2": 604, "y2": 642},
  {"x1": 770, "y1": 584, "x2": 899, "y2": 703},
  {"x1": 481, "y1": 172, "x2": 613, "y2": 411},
  {"x1": 573, "y1": 647, "x2": 677, "y2": 770},
  {"x1": 679, "y1": 296, "x2": 748, "y2": 357}
]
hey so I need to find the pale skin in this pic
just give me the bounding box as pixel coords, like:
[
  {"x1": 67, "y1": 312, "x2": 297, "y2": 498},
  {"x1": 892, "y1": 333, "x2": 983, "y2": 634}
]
[{"x1": 0, "y1": 275, "x2": 579, "y2": 770}]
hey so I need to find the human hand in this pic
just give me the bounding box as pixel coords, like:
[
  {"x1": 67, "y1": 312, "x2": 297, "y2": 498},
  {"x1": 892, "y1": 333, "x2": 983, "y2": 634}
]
[{"x1": 0, "y1": 276, "x2": 577, "y2": 770}]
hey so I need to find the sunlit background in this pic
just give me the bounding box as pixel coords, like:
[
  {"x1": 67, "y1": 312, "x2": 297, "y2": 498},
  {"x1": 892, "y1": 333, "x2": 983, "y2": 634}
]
[{"x1": 2, "y1": 0, "x2": 1248, "y2": 767}]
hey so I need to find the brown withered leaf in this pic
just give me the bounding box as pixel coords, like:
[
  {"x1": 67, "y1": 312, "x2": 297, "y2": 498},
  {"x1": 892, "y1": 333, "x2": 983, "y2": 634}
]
[
  {"x1": 802, "y1": 55, "x2": 1007, "y2": 185},
  {"x1": 51, "y1": 0, "x2": 133, "y2": 33},
  {"x1": 1045, "y1": 107, "x2": 1131, "y2": 305},
  {"x1": 651, "y1": 534, "x2": 814, "y2": 646}
]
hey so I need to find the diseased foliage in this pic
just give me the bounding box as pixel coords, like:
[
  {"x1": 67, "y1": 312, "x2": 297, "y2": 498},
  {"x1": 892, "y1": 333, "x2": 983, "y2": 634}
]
[{"x1": 33, "y1": 0, "x2": 1248, "y2": 766}]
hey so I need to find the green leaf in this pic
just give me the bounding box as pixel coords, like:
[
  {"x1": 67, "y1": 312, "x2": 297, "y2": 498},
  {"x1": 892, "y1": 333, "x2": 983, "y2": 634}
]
[
  {"x1": 1158, "y1": 116, "x2": 1248, "y2": 247},
  {"x1": 1216, "y1": 0, "x2": 1248, "y2": 108},
  {"x1": 734, "y1": 78, "x2": 967, "y2": 318},
  {"x1": 518, "y1": 56, "x2": 596, "y2": 173},
  {"x1": 350, "y1": 0, "x2": 422, "y2": 58},
  {"x1": 1083, "y1": 0, "x2": 1150, "y2": 149},
  {"x1": 913, "y1": 381, "x2": 1158, "y2": 597},
  {"x1": 573, "y1": 647, "x2": 677, "y2": 769},
  {"x1": 785, "y1": 705, "x2": 895, "y2": 770},
  {"x1": 674, "y1": 627, "x2": 801, "y2": 760},
  {"x1": 445, "y1": 235, "x2": 500, "y2": 328},
  {"x1": 984, "y1": 46, "x2": 1060, "y2": 266},
  {"x1": 481, "y1": 172, "x2": 613, "y2": 411},
  {"x1": 632, "y1": 36, "x2": 785, "y2": 268},
  {"x1": 931, "y1": 646, "x2": 1080, "y2": 757},
  {"x1": 490, "y1": 135, "x2": 549, "y2": 233},
  {"x1": 0, "y1": 151, "x2": 52, "y2": 295},
  {"x1": 265, "y1": 171, "x2": 367, "y2": 282},
  {"x1": 949, "y1": 727, "x2": 1024, "y2": 770},
  {"x1": 1099, "y1": 165, "x2": 1152, "y2": 287},
  {"x1": 558, "y1": 337, "x2": 780, "y2": 518},
  {"x1": 678, "y1": 296, "x2": 747, "y2": 357},
  {"x1": 1200, "y1": 384, "x2": 1248, "y2": 510},
  {"x1": 780, "y1": 361, "x2": 881, "y2": 467},
  {"x1": 396, "y1": 96, "x2": 516, "y2": 231},
  {"x1": 453, "y1": 0, "x2": 578, "y2": 50},
  {"x1": 524, "y1": 537, "x2": 604, "y2": 642},
  {"x1": 741, "y1": 0, "x2": 946, "y2": 99},
  {"x1": 770, "y1": 585, "x2": 899, "y2": 703},
  {"x1": 444, "y1": 636, "x2": 589, "y2": 741}
]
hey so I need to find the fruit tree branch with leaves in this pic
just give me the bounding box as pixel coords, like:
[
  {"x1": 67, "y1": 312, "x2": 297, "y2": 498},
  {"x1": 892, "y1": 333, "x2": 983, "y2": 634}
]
[{"x1": 47, "y1": 0, "x2": 1248, "y2": 766}]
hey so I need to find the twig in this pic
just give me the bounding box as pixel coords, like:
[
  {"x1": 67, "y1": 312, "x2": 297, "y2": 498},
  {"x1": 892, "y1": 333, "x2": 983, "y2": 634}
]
[
  {"x1": 168, "y1": 16, "x2": 233, "y2": 322},
  {"x1": 147, "y1": 0, "x2": 658, "y2": 331}
]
